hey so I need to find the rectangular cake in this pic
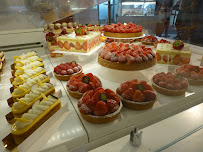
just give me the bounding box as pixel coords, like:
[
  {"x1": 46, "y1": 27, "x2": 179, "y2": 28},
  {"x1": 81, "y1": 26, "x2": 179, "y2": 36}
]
[{"x1": 156, "y1": 43, "x2": 191, "y2": 65}]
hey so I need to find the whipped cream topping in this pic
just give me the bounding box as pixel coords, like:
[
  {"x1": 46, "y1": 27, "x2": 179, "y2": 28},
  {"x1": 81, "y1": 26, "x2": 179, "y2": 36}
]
[
  {"x1": 16, "y1": 52, "x2": 37, "y2": 60},
  {"x1": 14, "y1": 95, "x2": 58, "y2": 129},
  {"x1": 15, "y1": 56, "x2": 40, "y2": 67},
  {"x1": 13, "y1": 74, "x2": 48, "y2": 94},
  {"x1": 12, "y1": 83, "x2": 53, "y2": 110}
]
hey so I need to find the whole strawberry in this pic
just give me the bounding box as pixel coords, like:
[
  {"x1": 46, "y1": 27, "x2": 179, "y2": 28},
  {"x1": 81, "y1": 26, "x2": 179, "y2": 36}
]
[
  {"x1": 173, "y1": 40, "x2": 184, "y2": 50},
  {"x1": 93, "y1": 101, "x2": 108, "y2": 116}
]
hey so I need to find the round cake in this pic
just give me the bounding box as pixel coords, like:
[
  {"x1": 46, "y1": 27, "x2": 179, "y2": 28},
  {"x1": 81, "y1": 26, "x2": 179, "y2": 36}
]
[
  {"x1": 116, "y1": 79, "x2": 156, "y2": 110},
  {"x1": 78, "y1": 87, "x2": 122, "y2": 123},
  {"x1": 66, "y1": 73, "x2": 102, "y2": 99},
  {"x1": 104, "y1": 22, "x2": 143, "y2": 38},
  {"x1": 54, "y1": 61, "x2": 82, "y2": 81},
  {"x1": 152, "y1": 72, "x2": 189, "y2": 96},
  {"x1": 98, "y1": 42, "x2": 156, "y2": 71},
  {"x1": 175, "y1": 64, "x2": 203, "y2": 85}
]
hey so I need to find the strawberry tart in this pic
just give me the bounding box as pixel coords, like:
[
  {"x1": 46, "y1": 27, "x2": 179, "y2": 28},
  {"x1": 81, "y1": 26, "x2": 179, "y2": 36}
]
[
  {"x1": 141, "y1": 35, "x2": 158, "y2": 45},
  {"x1": 154, "y1": 39, "x2": 171, "y2": 48},
  {"x1": 116, "y1": 79, "x2": 156, "y2": 110},
  {"x1": 152, "y1": 72, "x2": 189, "y2": 96},
  {"x1": 98, "y1": 42, "x2": 156, "y2": 71},
  {"x1": 54, "y1": 61, "x2": 82, "y2": 81},
  {"x1": 104, "y1": 22, "x2": 143, "y2": 38},
  {"x1": 175, "y1": 64, "x2": 203, "y2": 85},
  {"x1": 66, "y1": 73, "x2": 102, "y2": 99},
  {"x1": 78, "y1": 87, "x2": 122, "y2": 123}
]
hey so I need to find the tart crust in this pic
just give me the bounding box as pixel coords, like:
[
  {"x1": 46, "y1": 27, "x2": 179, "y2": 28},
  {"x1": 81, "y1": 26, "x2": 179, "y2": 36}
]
[
  {"x1": 152, "y1": 80, "x2": 188, "y2": 96},
  {"x1": 98, "y1": 56, "x2": 156, "y2": 71},
  {"x1": 104, "y1": 31, "x2": 143, "y2": 38},
  {"x1": 118, "y1": 94, "x2": 156, "y2": 110},
  {"x1": 66, "y1": 85, "x2": 83, "y2": 99},
  {"x1": 54, "y1": 69, "x2": 82, "y2": 81},
  {"x1": 80, "y1": 101, "x2": 122, "y2": 124}
]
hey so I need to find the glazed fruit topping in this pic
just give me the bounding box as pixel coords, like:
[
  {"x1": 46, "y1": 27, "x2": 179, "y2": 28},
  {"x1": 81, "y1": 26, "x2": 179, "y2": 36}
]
[
  {"x1": 99, "y1": 42, "x2": 155, "y2": 63},
  {"x1": 116, "y1": 79, "x2": 156, "y2": 102},
  {"x1": 176, "y1": 64, "x2": 203, "y2": 80},
  {"x1": 67, "y1": 73, "x2": 102, "y2": 93},
  {"x1": 78, "y1": 88, "x2": 120, "y2": 116},
  {"x1": 173, "y1": 40, "x2": 184, "y2": 50},
  {"x1": 54, "y1": 61, "x2": 82, "y2": 75},
  {"x1": 153, "y1": 72, "x2": 189, "y2": 90}
]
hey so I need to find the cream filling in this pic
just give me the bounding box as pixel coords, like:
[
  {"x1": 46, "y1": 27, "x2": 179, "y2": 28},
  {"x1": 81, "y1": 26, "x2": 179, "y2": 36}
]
[
  {"x1": 16, "y1": 52, "x2": 37, "y2": 60},
  {"x1": 15, "y1": 56, "x2": 40, "y2": 67}
]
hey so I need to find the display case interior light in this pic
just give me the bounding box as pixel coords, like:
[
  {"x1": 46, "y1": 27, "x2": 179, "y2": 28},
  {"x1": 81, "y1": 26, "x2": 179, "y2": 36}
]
[{"x1": 122, "y1": 2, "x2": 156, "y2": 5}]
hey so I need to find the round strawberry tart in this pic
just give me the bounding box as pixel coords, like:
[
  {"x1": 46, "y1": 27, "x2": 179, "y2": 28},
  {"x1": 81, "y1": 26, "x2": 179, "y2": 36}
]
[
  {"x1": 67, "y1": 73, "x2": 102, "y2": 99},
  {"x1": 54, "y1": 61, "x2": 82, "y2": 81},
  {"x1": 98, "y1": 42, "x2": 156, "y2": 71},
  {"x1": 78, "y1": 87, "x2": 122, "y2": 123},
  {"x1": 104, "y1": 22, "x2": 143, "y2": 38},
  {"x1": 141, "y1": 35, "x2": 158, "y2": 45},
  {"x1": 175, "y1": 64, "x2": 203, "y2": 85},
  {"x1": 154, "y1": 39, "x2": 171, "y2": 48},
  {"x1": 116, "y1": 79, "x2": 156, "y2": 110},
  {"x1": 152, "y1": 72, "x2": 189, "y2": 96}
]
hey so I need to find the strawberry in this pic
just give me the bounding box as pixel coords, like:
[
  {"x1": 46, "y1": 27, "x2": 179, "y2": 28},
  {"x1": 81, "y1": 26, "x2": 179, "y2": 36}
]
[
  {"x1": 69, "y1": 85, "x2": 78, "y2": 91},
  {"x1": 105, "y1": 89, "x2": 120, "y2": 103},
  {"x1": 82, "y1": 93, "x2": 90, "y2": 103},
  {"x1": 86, "y1": 73, "x2": 93, "y2": 78},
  {"x1": 75, "y1": 26, "x2": 85, "y2": 35},
  {"x1": 156, "y1": 53, "x2": 161, "y2": 61},
  {"x1": 80, "y1": 104, "x2": 92, "y2": 115},
  {"x1": 132, "y1": 90, "x2": 145, "y2": 102},
  {"x1": 88, "y1": 82, "x2": 95, "y2": 90},
  {"x1": 126, "y1": 54, "x2": 135, "y2": 64},
  {"x1": 118, "y1": 83, "x2": 128, "y2": 94},
  {"x1": 93, "y1": 101, "x2": 108, "y2": 116},
  {"x1": 104, "y1": 51, "x2": 112, "y2": 60},
  {"x1": 92, "y1": 89, "x2": 105, "y2": 102},
  {"x1": 67, "y1": 69, "x2": 74, "y2": 75},
  {"x1": 82, "y1": 42, "x2": 87, "y2": 50},
  {"x1": 143, "y1": 90, "x2": 156, "y2": 101},
  {"x1": 110, "y1": 52, "x2": 118, "y2": 62},
  {"x1": 163, "y1": 55, "x2": 171, "y2": 62},
  {"x1": 174, "y1": 83, "x2": 182, "y2": 90},
  {"x1": 58, "y1": 41, "x2": 64, "y2": 48},
  {"x1": 173, "y1": 55, "x2": 181, "y2": 65},
  {"x1": 166, "y1": 83, "x2": 174, "y2": 90},
  {"x1": 91, "y1": 76, "x2": 101, "y2": 88},
  {"x1": 121, "y1": 88, "x2": 133, "y2": 100},
  {"x1": 78, "y1": 98, "x2": 83, "y2": 107},
  {"x1": 180, "y1": 80, "x2": 188, "y2": 88},
  {"x1": 78, "y1": 73, "x2": 85, "y2": 81},
  {"x1": 129, "y1": 81, "x2": 139, "y2": 91},
  {"x1": 60, "y1": 70, "x2": 68, "y2": 75},
  {"x1": 145, "y1": 84, "x2": 153, "y2": 91},
  {"x1": 51, "y1": 39, "x2": 57, "y2": 45},
  {"x1": 94, "y1": 87, "x2": 105, "y2": 93},
  {"x1": 73, "y1": 67, "x2": 79, "y2": 73},
  {"x1": 118, "y1": 55, "x2": 127, "y2": 63},
  {"x1": 158, "y1": 81, "x2": 167, "y2": 88},
  {"x1": 84, "y1": 99, "x2": 96, "y2": 113},
  {"x1": 78, "y1": 83, "x2": 89, "y2": 93},
  {"x1": 75, "y1": 42, "x2": 82, "y2": 50},
  {"x1": 180, "y1": 57, "x2": 190, "y2": 64},
  {"x1": 173, "y1": 40, "x2": 184, "y2": 50},
  {"x1": 106, "y1": 99, "x2": 119, "y2": 113},
  {"x1": 70, "y1": 43, "x2": 75, "y2": 47},
  {"x1": 64, "y1": 41, "x2": 71, "y2": 50},
  {"x1": 84, "y1": 90, "x2": 94, "y2": 97}
]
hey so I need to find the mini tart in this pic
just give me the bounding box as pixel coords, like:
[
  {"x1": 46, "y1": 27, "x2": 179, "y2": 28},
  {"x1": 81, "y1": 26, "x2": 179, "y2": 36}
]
[
  {"x1": 104, "y1": 31, "x2": 143, "y2": 38},
  {"x1": 118, "y1": 94, "x2": 155, "y2": 110},
  {"x1": 54, "y1": 68, "x2": 82, "y2": 81},
  {"x1": 98, "y1": 56, "x2": 156, "y2": 71},
  {"x1": 66, "y1": 85, "x2": 83, "y2": 99},
  {"x1": 80, "y1": 102, "x2": 122, "y2": 124}
]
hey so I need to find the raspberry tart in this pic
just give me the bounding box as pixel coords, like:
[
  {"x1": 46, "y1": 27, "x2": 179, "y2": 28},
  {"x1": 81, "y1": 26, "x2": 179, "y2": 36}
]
[
  {"x1": 116, "y1": 79, "x2": 156, "y2": 110},
  {"x1": 98, "y1": 42, "x2": 156, "y2": 71},
  {"x1": 175, "y1": 64, "x2": 203, "y2": 85},
  {"x1": 67, "y1": 73, "x2": 102, "y2": 99},
  {"x1": 154, "y1": 39, "x2": 171, "y2": 48},
  {"x1": 152, "y1": 72, "x2": 189, "y2": 96},
  {"x1": 141, "y1": 35, "x2": 158, "y2": 45},
  {"x1": 104, "y1": 22, "x2": 143, "y2": 38},
  {"x1": 54, "y1": 61, "x2": 82, "y2": 81},
  {"x1": 78, "y1": 87, "x2": 122, "y2": 123}
]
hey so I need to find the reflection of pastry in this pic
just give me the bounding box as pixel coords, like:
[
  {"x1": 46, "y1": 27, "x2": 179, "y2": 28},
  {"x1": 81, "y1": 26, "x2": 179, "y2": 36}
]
[
  {"x1": 78, "y1": 87, "x2": 122, "y2": 123},
  {"x1": 98, "y1": 42, "x2": 156, "y2": 71},
  {"x1": 11, "y1": 95, "x2": 61, "y2": 144},
  {"x1": 117, "y1": 79, "x2": 156, "y2": 110},
  {"x1": 141, "y1": 35, "x2": 157, "y2": 45},
  {"x1": 54, "y1": 61, "x2": 82, "y2": 81},
  {"x1": 66, "y1": 73, "x2": 102, "y2": 99},
  {"x1": 154, "y1": 39, "x2": 171, "y2": 48},
  {"x1": 175, "y1": 64, "x2": 203, "y2": 85},
  {"x1": 0, "y1": 50, "x2": 6, "y2": 66},
  {"x1": 152, "y1": 72, "x2": 189, "y2": 96}
]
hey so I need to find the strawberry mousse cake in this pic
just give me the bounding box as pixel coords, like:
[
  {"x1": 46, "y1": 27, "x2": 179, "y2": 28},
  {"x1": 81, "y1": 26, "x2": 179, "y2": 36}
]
[
  {"x1": 54, "y1": 61, "x2": 82, "y2": 81},
  {"x1": 175, "y1": 64, "x2": 203, "y2": 85},
  {"x1": 154, "y1": 39, "x2": 171, "y2": 48},
  {"x1": 152, "y1": 72, "x2": 189, "y2": 96},
  {"x1": 141, "y1": 35, "x2": 158, "y2": 45},
  {"x1": 98, "y1": 42, "x2": 156, "y2": 71},
  {"x1": 67, "y1": 73, "x2": 102, "y2": 99},
  {"x1": 104, "y1": 22, "x2": 143, "y2": 38},
  {"x1": 116, "y1": 79, "x2": 156, "y2": 110},
  {"x1": 78, "y1": 87, "x2": 122, "y2": 123}
]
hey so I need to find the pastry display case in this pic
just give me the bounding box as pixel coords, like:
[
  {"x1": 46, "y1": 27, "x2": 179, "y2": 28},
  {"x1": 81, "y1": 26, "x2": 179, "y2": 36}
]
[{"x1": 0, "y1": 0, "x2": 203, "y2": 152}]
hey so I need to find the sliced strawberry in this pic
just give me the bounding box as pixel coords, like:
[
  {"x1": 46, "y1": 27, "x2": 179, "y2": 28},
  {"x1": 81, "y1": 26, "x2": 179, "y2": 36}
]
[
  {"x1": 143, "y1": 90, "x2": 156, "y2": 101},
  {"x1": 163, "y1": 55, "x2": 171, "y2": 62},
  {"x1": 93, "y1": 101, "x2": 108, "y2": 116},
  {"x1": 64, "y1": 41, "x2": 71, "y2": 50},
  {"x1": 156, "y1": 53, "x2": 161, "y2": 61},
  {"x1": 75, "y1": 42, "x2": 82, "y2": 50},
  {"x1": 82, "y1": 42, "x2": 87, "y2": 50},
  {"x1": 132, "y1": 90, "x2": 145, "y2": 102},
  {"x1": 106, "y1": 99, "x2": 119, "y2": 113},
  {"x1": 58, "y1": 41, "x2": 64, "y2": 48},
  {"x1": 121, "y1": 88, "x2": 133, "y2": 100}
]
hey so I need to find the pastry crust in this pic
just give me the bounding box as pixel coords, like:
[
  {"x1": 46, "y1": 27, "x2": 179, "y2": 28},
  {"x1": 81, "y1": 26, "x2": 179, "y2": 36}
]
[
  {"x1": 80, "y1": 101, "x2": 122, "y2": 124},
  {"x1": 184, "y1": 78, "x2": 203, "y2": 86},
  {"x1": 66, "y1": 86, "x2": 83, "y2": 99},
  {"x1": 104, "y1": 31, "x2": 143, "y2": 38},
  {"x1": 118, "y1": 94, "x2": 156, "y2": 110},
  {"x1": 152, "y1": 80, "x2": 188, "y2": 96},
  {"x1": 98, "y1": 56, "x2": 156, "y2": 71},
  {"x1": 54, "y1": 69, "x2": 82, "y2": 81}
]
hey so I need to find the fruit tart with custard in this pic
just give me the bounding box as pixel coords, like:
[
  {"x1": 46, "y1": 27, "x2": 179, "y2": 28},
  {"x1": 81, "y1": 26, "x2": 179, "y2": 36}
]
[
  {"x1": 116, "y1": 79, "x2": 156, "y2": 110},
  {"x1": 152, "y1": 72, "x2": 189, "y2": 96},
  {"x1": 175, "y1": 64, "x2": 203, "y2": 85},
  {"x1": 67, "y1": 73, "x2": 102, "y2": 99},
  {"x1": 54, "y1": 61, "x2": 82, "y2": 81},
  {"x1": 78, "y1": 87, "x2": 122, "y2": 123}
]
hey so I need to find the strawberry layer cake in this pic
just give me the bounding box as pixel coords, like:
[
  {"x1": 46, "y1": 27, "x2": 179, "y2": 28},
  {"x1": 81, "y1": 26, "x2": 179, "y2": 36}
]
[
  {"x1": 67, "y1": 73, "x2": 102, "y2": 99},
  {"x1": 116, "y1": 79, "x2": 156, "y2": 110},
  {"x1": 98, "y1": 42, "x2": 156, "y2": 71},
  {"x1": 78, "y1": 87, "x2": 122, "y2": 123},
  {"x1": 152, "y1": 72, "x2": 189, "y2": 96},
  {"x1": 175, "y1": 64, "x2": 203, "y2": 85},
  {"x1": 104, "y1": 22, "x2": 143, "y2": 38}
]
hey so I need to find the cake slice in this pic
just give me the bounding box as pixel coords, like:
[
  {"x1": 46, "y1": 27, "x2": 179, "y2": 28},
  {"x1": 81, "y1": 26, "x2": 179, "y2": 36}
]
[{"x1": 11, "y1": 95, "x2": 61, "y2": 144}]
